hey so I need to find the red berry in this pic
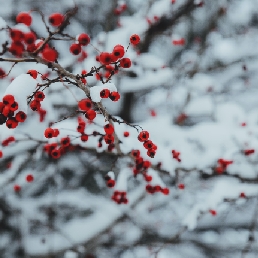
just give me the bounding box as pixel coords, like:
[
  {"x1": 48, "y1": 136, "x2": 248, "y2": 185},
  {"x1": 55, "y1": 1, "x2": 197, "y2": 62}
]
[
  {"x1": 9, "y1": 101, "x2": 19, "y2": 112},
  {"x1": 34, "y1": 91, "x2": 45, "y2": 102},
  {"x1": 16, "y1": 12, "x2": 32, "y2": 26},
  {"x1": 81, "y1": 134, "x2": 89, "y2": 142},
  {"x1": 107, "y1": 179, "x2": 115, "y2": 188},
  {"x1": 100, "y1": 89, "x2": 110, "y2": 98},
  {"x1": 51, "y1": 148, "x2": 61, "y2": 159},
  {"x1": 6, "y1": 118, "x2": 18, "y2": 129},
  {"x1": 44, "y1": 128, "x2": 54, "y2": 138},
  {"x1": 26, "y1": 174, "x2": 34, "y2": 182},
  {"x1": 0, "y1": 150, "x2": 2, "y2": 158},
  {"x1": 178, "y1": 183, "x2": 185, "y2": 190},
  {"x1": 78, "y1": 98, "x2": 92, "y2": 111},
  {"x1": 70, "y1": 43, "x2": 81, "y2": 55},
  {"x1": 61, "y1": 137, "x2": 70, "y2": 147},
  {"x1": 209, "y1": 209, "x2": 217, "y2": 216},
  {"x1": 109, "y1": 91, "x2": 120, "y2": 101},
  {"x1": 30, "y1": 99, "x2": 41, "y2": 111},
  {"x1": 53, "y1": 129, "x2": 59, "y2": 137},
  {"x1": 131, "y1": 149, "x2": 140, "y2": 158},
  {"x1": 143, "y1": 140, "x2": 154, "y2": 149},
  {"x1": 138, "y1": 131, "x2": 150, "y2": 142},
  {"x1": 112, "y1": 44, "x2": 125, "y2": 58},
  {"x1": 27, "y1": 69, "x2": 38, "y2": 79},
  {"x1": 49, "y1": 13, "x2": 64, "y2": 26},
  {"x1": 10, "y1": 29, "x2": 24, "y2": 41},
  {"x1": 15, "y1": 111, "x2": 27, "y2": 122},
  {"x1": 42, "y1": 48, "x2": 58, "y2": 62},
  {"x1": 104, "y1": 134, "x2": 115, "y2": 144},
  {"x1": 3, "y1": 94, "x2": 15, "y2": 105},
  {"x1": 104, "y1": 124, "x2": 114, "y2": 134},
  {"x1": 240, "y1": 192, "x2": 246, "y2": 198},
  {"x1": 130, "y1": 34, "x2": 140, "y2": 45},
  {"x1": 124, "y1": 131, "x2": 129, "y2": 137},
  {"x1": 162, "y1": 188, "x2": 170, "y2": 195},
  {"x1": 24, "y1": 32, "x2": 36, "y2": 45},
  {"x1": 147, "y1": 148, "x2": 156, "y2": 158},
  {"x1": 99, "y1": 52, "x2": 112, "y2": 65},
  {"x1": 85, "y1": 109, "x2": 96, "y2": 120},
  {"x1": 14, "y1": 184, "x2": 21, "y2": 192},
  {"x1": 120, "y1": 58, "x2": 131, "y2": 68},
  {"x1": 78, "y1": 33, "x2": 90, "y2": 46}
]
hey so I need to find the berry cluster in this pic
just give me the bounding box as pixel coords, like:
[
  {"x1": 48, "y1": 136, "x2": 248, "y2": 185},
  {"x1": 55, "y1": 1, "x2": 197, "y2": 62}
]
[
  {"x1": 0, "y1": 95, "x2": 27, "y2": 129},
  {"x1": 30, "y1": 90, "x2": 45, "y2": 111},
  {"x1": 138, "y1": 131, "x2": 157, "y2": 158},
  {"x1": 215, "y1": 159, "x2": 233, "y2": 174},
  {"x1": 70, "y1": 33, "x2": 91, "y2": 56},
  {"x1": 146, "y1": 184, "x2": 170, "y2": 195},
  {"x1": 111, "y1": 190, "x2": 128, "y2": 204},
  {"x1": 78, "y1": 98, "x2": 96, "y2": 121}
]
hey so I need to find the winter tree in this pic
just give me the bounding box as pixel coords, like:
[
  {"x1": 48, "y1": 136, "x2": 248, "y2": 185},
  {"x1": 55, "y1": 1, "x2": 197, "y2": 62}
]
[{"x1": 0, "y1": 0, "x2": 258, "y2": 257}]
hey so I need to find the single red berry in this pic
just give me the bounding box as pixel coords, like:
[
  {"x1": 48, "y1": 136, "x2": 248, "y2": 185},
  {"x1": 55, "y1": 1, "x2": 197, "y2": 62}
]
[
  {"x1": 26, "y1": 174, "x2": 34, "y2": 182},
  {"x1": 162, "y1": 188, "x2": 170, "y2": 195},
  {"x1": 209, "y1": 209, "x2": 217, "y2": 216},
  {"x1": 78, "y1": 98, "x2": 92, "y2": 111},
  {"x1": 34, "y1": 91, "x2": 45, "y2": 101},
  {"x1": 131, "y1": 149, "x2": 140, "y2": 158},
  {"x1": 147, "y1": 148, "x2": 156, "y2": 158},
  {"x1": 107, "y1": 179, "x2": 115, "y2": 188},
  {"x1": 112, "y1": 44, "x2": 125, "y2": 58},
  {"x1": 9, "y1": 41, "x2": 24, "y2": 56},
  {"x1": 81, "y1": 134, "x2": 89, "y2": 142},
  {"x1": 42, "y1": 48, "x2": 58, "y2": 62},
  {"x1": 6, "y1": 118, "x2": 18, "y2": 129},
  {"x1": 120, "y1": 57, "x2": 131, "y2": 68},
  {"x1": 130, "y1": 34, "x2": 140, "y2": 45},
  {"x1": 109, "y1": 91, "x2": 120, "y2": 101},
  {"x1": 104, "y1": 134, "x2": 115, "y2": 144},
  {"x1": 16, "y1": 12, "x2": 32, "y2": 26},
  {"x1": 100, "y1": 89, "x2": 110, "y2": 98},
  {"x1": 178, "y1": 183, "x2": 185, "y2": 190},
  {"x1": 104, "y1": 124, "x2": 114, "y2": 134},
  {"x1": 24, "y1": 32, "x2": 36, "y2": 45},
  {"x1": 49, "y1": 13, "x2": 64, "y2": 26},
  {"x1": 14, "y1": 184, "x2": 21, "y2": 192},
  {"x1": 145, "y1": 175, "x2": 152, "y2": 182},
  {"x1": 143, "y1": 140, "x2": 154, "y2": 149},
  {"x1": 44, "y1": 128, "x2": 54, "y2": 138},
  {"x1": 124, "y1": 131, "x2": 129, "y2": 137},
  {"x1": 3, "y1": 94, "x2": 15, "y2": 105},
  {"x1": 51, "y1": 148, "x2": 61, "y2": 159},
  {"x1": 10, "y1": 29, "x2": 24, "y2": 41},
  {"x1": 15, "y1": 111, "x2": 27, "y2": 122},
  {"x1": 78, "y1": 33, "x2": 90, "y2": 46},
  {"x1": 138, "y1": 131, "x2": 150, "y2": 142},
  {"x1": 0, "y1": 150, "x2": 2, "y2": 158},
  {"x1": 9, "y1": 101, "x2": 19, "y2": 112},
  {"x1": 0, "y1": 68, "x2": 5, "y2": 78},
  {"x1": 61, "y1": 137, "x2": 70, "y2": 147},
  {"x1": 53, "y1": 129, "x2": 59, "y2": 137},
  {"x1": 30, "y1": 99, "x2": 41, "y2": 111},
  {"x1": 99, "y1": 52, "x2": 112, "y2": 65},
  {"x1": 240, "y1": 192, "x2": 246, "y2": 198},
  {"x1": 70, "y1": 43, "x2": 81, "y2": 55},
  {"x1": 85, "y1": 109, "x2": 96, "y2": 120},
  {"x1": 27, "y1": 69, "x2": 38, "y2": 79}
]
